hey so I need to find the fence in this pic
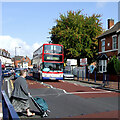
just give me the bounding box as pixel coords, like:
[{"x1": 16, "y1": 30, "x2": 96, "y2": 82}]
[
  {"x1": 76, "y1": 70, "x2": 120, "y2": 92},
  {"x1": 2, "y1": 90, "x2": 20, "y2": 120},
  {"x1": 1, "y1": 73, "x2": 20, "y2": 119},
  {"x1": 3, "y1": 76, "x2": 14, "y2": 98}
]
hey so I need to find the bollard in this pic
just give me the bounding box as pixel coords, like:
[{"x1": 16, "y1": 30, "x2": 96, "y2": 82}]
[
  {"x1": 77, "y1": 71, "x2": 79, "y2": 80},
  {"x1": 106, "y1": 74, "x2": 109, "y2": 85},
  {"x1": 94, "y1": 71, "x2": 96, "y2": 83},
  {"x1": 82, "y1": 70, "x2": 84, "y2": 80},
  {"x1": 103, "y1": 72, "x2": 105, "y2": 84},
  {"x1": 88, "y1": 72, "x2": 89, "y2": 82},
  {"x1": 85, "y1": 66, "x2": 86, "y2": 80},
  {"x1": 118, "y1": 75, "x2": 120, "y2": 90}
]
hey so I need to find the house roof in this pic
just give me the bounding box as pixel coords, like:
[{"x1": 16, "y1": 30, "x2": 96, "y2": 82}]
[
  {"x1": 117, "y1": 29, "x2": 120, "y2": 33},
  {"x1": 15, "y1": 56, "x2": 23, "y2": 60},
  {"x1": 97, "y1": 21, "x2": 120, "y2": 39}
]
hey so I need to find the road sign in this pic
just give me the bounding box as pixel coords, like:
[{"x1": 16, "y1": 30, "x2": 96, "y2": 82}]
[
  {"x1": 67, "y1": 59, "x2": 77, "y2": 66},
  {"x1": 80, "y1": 58, "x2": 87, "y2": 66}
]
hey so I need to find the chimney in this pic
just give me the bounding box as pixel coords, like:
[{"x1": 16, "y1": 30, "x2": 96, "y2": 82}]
[{"x1": 108, "y1": 19, "x2": 114, "y2": 29}]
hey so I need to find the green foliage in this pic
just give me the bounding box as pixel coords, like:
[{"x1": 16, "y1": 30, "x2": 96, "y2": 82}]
[
  {"x1": 107, "y1": 56, "x2": 116, "y2": 74},
  {"x1": 113, "y1": 56, "x2": 120, "y2": 74},
  {"x1": 107, "y1": 56, "x2": 120, "y2": 74},
  {"x1": 49, "y1": 10, "x2": 103, "y2": 64}
]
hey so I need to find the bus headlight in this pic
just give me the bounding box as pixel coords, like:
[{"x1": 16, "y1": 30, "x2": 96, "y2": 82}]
[
  {"x1": 42, "y1": 73, "x2": 47, "y2": 77},
  {"x1": 60, "y1": 74, "x2": 63, "y2": 77}
]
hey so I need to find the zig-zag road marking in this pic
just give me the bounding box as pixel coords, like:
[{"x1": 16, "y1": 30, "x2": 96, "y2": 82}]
[
  {"x1": 35, "y1": 81, "x2": 112, "y2": 97},
  {"x1": 32, "y1": 90, "x2": 112, "y2": 97}
]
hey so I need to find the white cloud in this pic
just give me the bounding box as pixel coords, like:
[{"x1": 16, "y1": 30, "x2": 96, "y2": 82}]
[{"x1": 0, "y1": 35, "x2": 43, "y2": 59}]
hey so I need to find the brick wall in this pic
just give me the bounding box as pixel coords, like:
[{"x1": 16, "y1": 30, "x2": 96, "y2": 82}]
[
  {"x1": 15, "y1": 56, "x2": 31, "y2": 68},
  {"x1": 98, "y1": 34, "x2": 118, "y2": 62},
  {"x1": 98, "y1": 34, "x2": 118, "y2": 53},
  {"x1": 86, "y1": 73, "x2": 118, "y2": 82}
]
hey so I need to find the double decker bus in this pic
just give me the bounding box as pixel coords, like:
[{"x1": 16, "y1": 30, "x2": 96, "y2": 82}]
[{"x1": 33, "y1": 43, "x2": 64, "y2": 80}]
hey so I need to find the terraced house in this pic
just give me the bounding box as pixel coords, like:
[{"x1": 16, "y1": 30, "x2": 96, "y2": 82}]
[
  {"x1": 97, "y1": 19, "x2": 120, "y2": 74},
  {"x1": 14, "y1": 56, "x2": 31, "y2": 68},
  {"x1": 0, "y1": 48, "x2": 13, "y2": 69}
]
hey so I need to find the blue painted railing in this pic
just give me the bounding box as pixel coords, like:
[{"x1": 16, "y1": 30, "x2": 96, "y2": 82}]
[
  {"x1": 2, "y1": 90, "x2": 20, "y2": 120},
  {"x1": 0, "y1": 60, "x2": 19, "y2": 119}
]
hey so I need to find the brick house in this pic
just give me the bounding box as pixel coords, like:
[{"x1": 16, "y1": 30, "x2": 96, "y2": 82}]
[
  {"x1": 0, "y1": 48, "x2": 13, "y2": 68},
  {"x1": 118, "y1": 30, "x2": 120, "y2": 57},
  {"x1": 97, "y1": 19, "x2": 120, "y2": 74},
  {"x1": 14, "y1": 56, "x2": 31, "y2": 68}
]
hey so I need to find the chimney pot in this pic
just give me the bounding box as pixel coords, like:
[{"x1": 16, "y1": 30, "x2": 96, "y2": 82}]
[{"x1": 108, "y1": 19, "x2": 114, "y2": 29}]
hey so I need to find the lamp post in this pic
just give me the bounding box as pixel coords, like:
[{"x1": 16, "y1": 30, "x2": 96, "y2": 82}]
[
  {"x1": 15, "y1": 47, "x2": 21, "y2": 57},
  {"x1": 14, "y1": 47, "x2": 21, "y2": 68}
]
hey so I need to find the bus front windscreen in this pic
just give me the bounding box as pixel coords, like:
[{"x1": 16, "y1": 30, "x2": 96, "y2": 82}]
[
  {"x1": 44, "y1": 45, "x2": 62, "y2": 54},
  {"x1": 43, "y1": 63, "x2": 63, "y2": 72}
]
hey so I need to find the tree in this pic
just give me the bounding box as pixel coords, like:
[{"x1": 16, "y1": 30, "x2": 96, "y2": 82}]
[
  {"x1": 113, "y1": 56, "x2": 120, "y2": 75},
  {"x1": 107, "y1": 56, "x2": 117, "y2": 74},
  {"x1": 107, "y1": 56, "x2": 120, "y2": 75},
  {"x1": 49, "y1": 10, "x2": 103, "y2": 64}
]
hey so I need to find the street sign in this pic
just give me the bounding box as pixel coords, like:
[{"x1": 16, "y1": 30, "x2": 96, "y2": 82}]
[
  {"x1": 67, "y1": 59, "x2": 77, "y2": 66},
  {"x1": 80, "y1": 58, "x2": 87, "y2": 66}
]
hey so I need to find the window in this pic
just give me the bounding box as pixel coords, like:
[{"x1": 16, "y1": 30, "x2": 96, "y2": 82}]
[
  {"x1": 112, "y1": 35, "x2": 117, "y2": 49},
  {"x1": 98, "y1": 60, "x2": 107, "y2": 73},
  {"x1": 44, "y1": 45, "x2": 62, "y2": 54},
  {"x1": 101, "y1": 39, "x2": 105, "y2": 52}
]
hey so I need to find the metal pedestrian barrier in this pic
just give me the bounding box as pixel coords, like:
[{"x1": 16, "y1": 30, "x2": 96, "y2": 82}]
[
  {"x1": 2, "y1": 90, "x2": 20, "y2": 120},
  {"x1": 4, "y1": 75, "x2": 14, "y2": 98}
]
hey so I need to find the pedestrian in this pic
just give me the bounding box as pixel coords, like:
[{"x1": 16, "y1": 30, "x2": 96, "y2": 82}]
[{"x1": 11, "y1": 69, "x2": 35, "y2": 117}]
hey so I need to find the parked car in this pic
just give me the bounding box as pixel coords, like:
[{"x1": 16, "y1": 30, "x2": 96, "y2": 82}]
[
  {"x1": 63, "y1": 71, "x2": 74, "y2": 80},
  {"x1": 30, "y1": 68, "x2": 33, "y2": 73},
  {"x1": 6, "y1": 67, "x2": 15, "y2": 74},
  {"x1": 2, "y1": 70, "x2": 12, "y2": 77},
  {"x1": 14, "y1": 69, "x2": 21, "y2": 79}
]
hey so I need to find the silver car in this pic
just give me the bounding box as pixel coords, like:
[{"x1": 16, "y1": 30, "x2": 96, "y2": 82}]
[{"x1": 63, "y1": 72, "x2": 74, "y2": 80}]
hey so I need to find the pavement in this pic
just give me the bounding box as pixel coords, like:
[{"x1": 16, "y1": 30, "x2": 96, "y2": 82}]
[{"x1": 74, "y1": 77, "x2": 120, "y2": 93}]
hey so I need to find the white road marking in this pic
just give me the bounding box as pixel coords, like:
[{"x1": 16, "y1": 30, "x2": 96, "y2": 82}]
[
  {"x1": 68, "y1": 90, "x2": 112, "y2": 95},
  {"x1": 35, "y1": 80, "x2": 113, "y2": 97},
  {"x1": 74, "y1": 83, "x2": 79, "y2": 86},
  {"x1": 32, "y1": 89, "x2": 112, "y2": 97}
]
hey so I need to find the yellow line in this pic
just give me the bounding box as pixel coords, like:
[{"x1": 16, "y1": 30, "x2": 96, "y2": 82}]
[{"x1": 10, "y1": 80, "x2": 14, "y2": 90}]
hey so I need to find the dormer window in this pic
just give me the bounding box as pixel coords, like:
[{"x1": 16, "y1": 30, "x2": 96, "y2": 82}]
[{"x1": 112, "y1": 35, "x2": 117, "y2": 49}]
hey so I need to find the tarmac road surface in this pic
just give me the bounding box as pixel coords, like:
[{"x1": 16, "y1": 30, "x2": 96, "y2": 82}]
[{"x1": 20, "y1": 76, "x2": 120, "y2": 119}]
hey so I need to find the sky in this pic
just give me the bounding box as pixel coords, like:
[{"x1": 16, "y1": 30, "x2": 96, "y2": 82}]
[{"x1": 0, "y1": 1, "x2": 119, "y2": 59}]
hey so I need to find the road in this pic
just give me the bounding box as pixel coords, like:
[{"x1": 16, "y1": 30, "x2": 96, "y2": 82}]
[{"x1": 19, "y1": 75, "x2": 120, "y2": 119}]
